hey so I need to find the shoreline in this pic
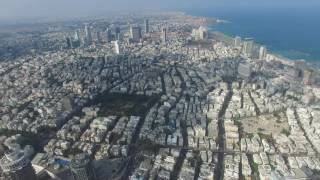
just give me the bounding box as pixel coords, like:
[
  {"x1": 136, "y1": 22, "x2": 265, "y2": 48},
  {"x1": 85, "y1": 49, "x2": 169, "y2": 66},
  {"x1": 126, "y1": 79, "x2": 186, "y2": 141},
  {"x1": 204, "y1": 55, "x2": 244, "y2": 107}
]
[
  {"x1": 212, "y1": 31, "x2": 295, "y2": 66},
  {"x1": 190, "y1": 12, "x2": 320, "y2": 68},
  {"x1": 206, "y1": 27, "x2": 295, "y2": 66}
]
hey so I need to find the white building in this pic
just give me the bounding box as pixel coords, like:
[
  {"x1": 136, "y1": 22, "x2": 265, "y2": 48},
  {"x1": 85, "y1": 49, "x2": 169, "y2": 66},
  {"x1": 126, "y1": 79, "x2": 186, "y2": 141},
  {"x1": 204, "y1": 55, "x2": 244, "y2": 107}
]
[
  {"x1": 114, "y1": 41, "x2": 121, "y2": 54},
  {"x1": 234, "y1": 36, "x2": 242, "y2": 47},
  {"x1": 259, "y1": 46, "x2": 267, "y2": 60}
]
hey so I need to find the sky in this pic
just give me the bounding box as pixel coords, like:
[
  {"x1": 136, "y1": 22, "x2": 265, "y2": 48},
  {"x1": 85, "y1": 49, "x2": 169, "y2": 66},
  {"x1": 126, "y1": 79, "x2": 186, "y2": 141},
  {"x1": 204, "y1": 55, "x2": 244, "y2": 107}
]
[{"x1": 0, "y1": 0, "x2": 320, "y2": 21}]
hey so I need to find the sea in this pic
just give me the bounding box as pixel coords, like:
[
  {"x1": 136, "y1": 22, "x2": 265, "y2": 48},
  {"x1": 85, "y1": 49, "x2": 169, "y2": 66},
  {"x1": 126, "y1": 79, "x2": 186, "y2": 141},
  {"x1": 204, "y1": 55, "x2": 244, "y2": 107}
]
[{"x1": 188, "y1": 8, "x2": 320, "y2": 66}]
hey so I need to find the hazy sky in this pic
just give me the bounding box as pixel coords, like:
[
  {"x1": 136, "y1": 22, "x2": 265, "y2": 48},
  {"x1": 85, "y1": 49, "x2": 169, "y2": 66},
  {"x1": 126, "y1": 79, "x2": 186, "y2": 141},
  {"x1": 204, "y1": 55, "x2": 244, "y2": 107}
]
[{"x1": 0, "y1": 0, "x2": 319, "y2": 21}]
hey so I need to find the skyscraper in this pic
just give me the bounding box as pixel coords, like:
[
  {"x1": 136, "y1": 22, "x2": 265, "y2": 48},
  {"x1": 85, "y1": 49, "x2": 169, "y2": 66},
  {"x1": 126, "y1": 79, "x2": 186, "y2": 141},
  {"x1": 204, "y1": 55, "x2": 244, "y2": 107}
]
[
  {"x1": 115, "y1": 27, "x2": 120, "y2": 34},
  {"x1": 161, "y1": 27, "x2": 167, "y2": 43},
  {"x1": 129, "y1": 26, "x2": 142, "y2": 42},
  {"x1": 259, "y1": 46, "x2": 267, "y2": 60},
  {"x1": 303, "y1": 69, "x2": 314, "y2": 85},
  {"x1": 243, "y1": 38, "x2": 254, "y2": 57},
  {"x1": 85, "y1": 25, "x2": 93, "y2": 45},
  {"x1": 105, "y1": 28, "x2": 112, "y2": 43},
  {"x1": 114, "y1": 40, "x2": 121, "y2": 54},
  {"x1": 115, "y1": 27, "x2": 121, "y2": 41},
  {"x1": 70, "y1": 153, "x2": 96, "y2": 180},
  {"x1": 191, "y1": 26, "x2": 207, "y2": 40},
  {"x1": 66, "y1": 37, "x2": 73, "y2": 49},
  {"x1": 0, "y1": 149, "x2": 37, "y2": 180},
  {"x1": 238, "y1": 63, "x2": 252, "y2": 79},
  {"x1": 97, "y1": 32, "x2": 102, "y2": 44},
  {"x1": 234, "y1": 36, "x2": 242, "y2": 47},
  {"x1": 145, "y1": 19, "x2": 149, "y2": 34},
  {"x1": 198, "y1": 26, "x2": 207, "y2": 40},
  {"x1": 73, "y1": 30, "x2": 81, "y2": 47},
  {"x1": 74, "y1": 30, "x2": 80, "y2": 41}
]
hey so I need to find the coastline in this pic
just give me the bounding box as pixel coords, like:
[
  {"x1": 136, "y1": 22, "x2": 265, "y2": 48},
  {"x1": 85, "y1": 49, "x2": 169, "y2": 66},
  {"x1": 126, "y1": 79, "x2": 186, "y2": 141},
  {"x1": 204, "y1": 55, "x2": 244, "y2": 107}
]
[
  {"x1": 188, "y1": 11, "x2": 320, "y2": 68},
  {"x1": 205, "y1": 25, "x2": 294, "y2": 66},
  {"x1": 202, "y1": 17, "x2": 319, "y2": 68}
]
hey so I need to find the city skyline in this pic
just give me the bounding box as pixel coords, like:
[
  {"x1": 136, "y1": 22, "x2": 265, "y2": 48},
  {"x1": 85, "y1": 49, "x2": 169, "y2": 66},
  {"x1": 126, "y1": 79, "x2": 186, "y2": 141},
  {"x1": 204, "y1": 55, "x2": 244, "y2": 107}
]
[
  {"x1": 1, "y1": 0, "x2": 320, "y2": 21},
  {"x1": 0, "y1": 2, "x2": 320, "y2": 180}
]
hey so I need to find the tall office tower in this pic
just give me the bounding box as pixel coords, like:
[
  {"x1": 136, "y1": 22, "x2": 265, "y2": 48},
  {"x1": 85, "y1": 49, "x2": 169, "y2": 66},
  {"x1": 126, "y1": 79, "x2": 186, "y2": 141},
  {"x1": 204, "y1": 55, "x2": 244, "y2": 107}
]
[
  {"x1": 191, "y1": 26, "x2": 207, "y2": 40},
  {"x1": 129, "y1": 26, "x2": 142, "y2": 42},
  {"x1": 198, "y1": 26, "x2": 207, "y2": 40},
  {"x1": 293, "y1": 60, "x2": 306, "y2": 79},
  {"x1": 234, "y1": 36, "x2": 242, "y2": 47},
  {"x1": 105, "y1": 28, "x2": 112, "y2": 43},
  {"x1": 96, "y1": 32, "x2": 103, "y2": 44},
  {"x1": 303, "y1": 69, "x2": 314, "y2": 85},
  {"x1": 115, "y1": 27, "x2": 121, "y2": 41},
  {"x1": 70, "y1": 153, "x2": 96, "y2": 180},
  {"x1": 73, "y1": 30, "x2": 81, "y2": 47},
  {"x1": 85, "y1": 25, "x2": 93, "y2": 45},
  {"x1": 161, "y1": 27, "x2": 167, "y2": 43},
  {"x1": 66, "y1": 37, "x2": 73, "y2": 49},
  {"x1": 243, "y1": 38, "x2": 254, "y2": 57},
  {"x1": 259, "y1": 46, "x2": 267, "y2": 60},
  {"x1": 145, "y1": 19, "x2": 149, "y2": 34},
  {"x1": 238, "y1": 63, "x2": 252, "y2": 79},
  {"x1": 74, "y1": 30, "x2": 80, "y2": 41},
  {"x1": 0, "y1": 149, "x2": 37, "y2": 180},
  {"x1": 114, "y1": 40, "x2": 121, "y2": 54}
]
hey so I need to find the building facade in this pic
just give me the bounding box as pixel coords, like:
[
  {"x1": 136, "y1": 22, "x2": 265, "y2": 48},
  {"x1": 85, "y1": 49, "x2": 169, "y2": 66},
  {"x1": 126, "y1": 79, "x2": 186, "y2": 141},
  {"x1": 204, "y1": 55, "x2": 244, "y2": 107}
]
[
  {"x1": 0, "y1": 149, "x2": 37, "y2": 180},
  {"x1": 130, "y1": 26, "x2": 142, "y2": 42},
  {"x1": 70, "y1": 153, "x2": 96, "y2": 180}
]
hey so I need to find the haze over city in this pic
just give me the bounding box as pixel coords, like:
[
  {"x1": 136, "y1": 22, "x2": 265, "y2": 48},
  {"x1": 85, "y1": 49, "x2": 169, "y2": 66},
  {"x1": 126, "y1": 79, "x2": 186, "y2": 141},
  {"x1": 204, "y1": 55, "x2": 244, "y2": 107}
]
[
  {"x1": 0, "y1": 1, "x2": 320, "y2": 180},
  {"x1": 1, "y1": 0, "x2": 320, "y2": 21}
]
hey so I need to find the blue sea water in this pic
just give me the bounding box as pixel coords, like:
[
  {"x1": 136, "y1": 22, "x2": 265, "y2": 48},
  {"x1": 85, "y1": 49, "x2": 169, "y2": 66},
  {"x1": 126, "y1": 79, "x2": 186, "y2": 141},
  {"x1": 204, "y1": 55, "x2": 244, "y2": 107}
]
[{"x1": 188, "y1": 8, "x2": 320, "y2": 64}]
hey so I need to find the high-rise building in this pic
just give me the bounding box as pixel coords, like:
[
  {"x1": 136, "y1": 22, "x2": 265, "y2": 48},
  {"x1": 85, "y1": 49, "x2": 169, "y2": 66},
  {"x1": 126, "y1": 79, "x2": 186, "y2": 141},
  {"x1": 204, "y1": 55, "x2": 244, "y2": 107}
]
[
  {"x1": 259, "y1": 46, "x2": 267, "y2": 60},
  {"x1": 70, "y1": 153, "x2": 96, "y2": 180},
  {"x1": 191, "y1": 26, "x2": 207, "y2": 40},
  {"x1": 115, "y1": 27, "x2": 121, "y2": 41},
  {"x1": 303, "y1": 69, "x2": 314, "y2": 85},
  {"x1": 66, "y1": 37, "x2": 73, "y2": 49},
  {"x1": 0, "y1": 149, "x2": 37, "y2": 180},
  {"x1": 85, "y1": 25, "x2": 93, "y2": 45},
  {"x1": 243, "y1": 38, "x2": 254, "y2": 57},
  {"x1": 238, "y1": 63, "x2": 252, "y2": 79},
  {"x1": 198, "y1": 26, "x2": 207, "y2": 40},
  {"x1": 105, "y1": 28, "x2": 112, "y2": 43},
  {"x1": 114, "y1": 41, "x2": 121, "y2": 54},
  {"x1": 115, "y1": 27, "x2": 120, "y2": 34},
  {"x1": 293, "y1": 60, "x2": 306, "y2": 79},
  {"x1": 145, "y1": 19, "x2": 149, "y2": 34},
  {"x1": 73, "y1": 30, "x2": 81, "y2": 47},
  {"x1": 129, "y1": 26, "x2": 142, "y2": 42},
  {"x1": 234, "y1": 36, "x2": 242, "y2": 47},
  {"x1": 96, "y1": 32, "x2": 102, "y2": 44},
  {"x1": 74, "y1": 30, "x2": 80, "y2": 41},
  {"x1": 161, "y1": 27, "x2": 167, "y2": 43}
]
